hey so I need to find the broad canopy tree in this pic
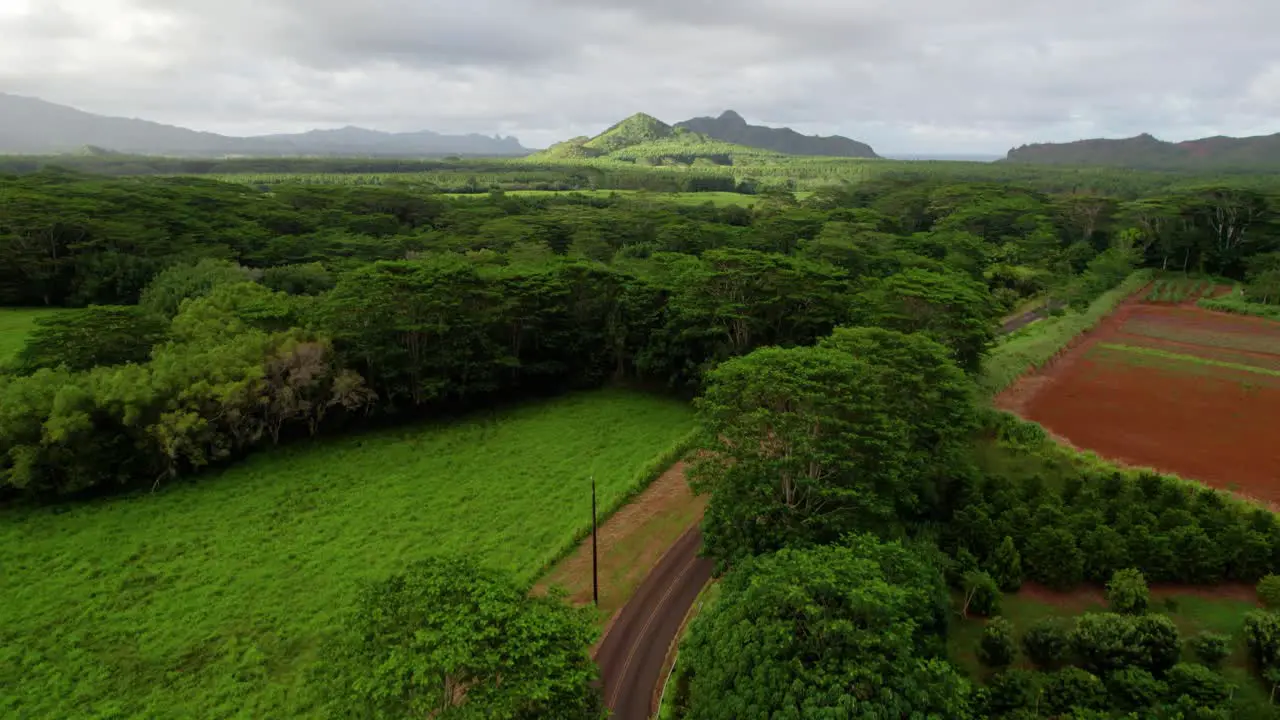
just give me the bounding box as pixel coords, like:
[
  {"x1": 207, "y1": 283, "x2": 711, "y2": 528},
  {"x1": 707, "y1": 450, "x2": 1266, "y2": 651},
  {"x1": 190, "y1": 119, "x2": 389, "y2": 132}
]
[
  {"x1": 313, "y1": 556, "x2": 604, "y2": 720},
  {"x1": 677, "y1": 541, "x2": 971, "y2": 719}
]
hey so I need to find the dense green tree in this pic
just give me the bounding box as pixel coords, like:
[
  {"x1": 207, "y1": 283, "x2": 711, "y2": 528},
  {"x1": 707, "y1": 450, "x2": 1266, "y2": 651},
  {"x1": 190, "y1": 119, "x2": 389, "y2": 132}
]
[
  {"x1": 1243, "y1": 611, "x2": 1280, "y2": 670},
  {"x1": 140, "y1": 258, "x2": 257, "y2": 318},
  {"x1": 987, "y1": 536, "x2": 1024, "y2": 592},
  {"x1": 982, "y1": 669, "x2": 1040, "y2": 716},
  {"x1": 818, "y1": 326, "x2": 979, "y2": 516},
  {"x1": 962, "y1": 570, "x2": 1002, "y2": 618},
  {"x1": 313, "y1": 556, "x2": 602, "y2": 719},
  {"x1": 1023, "y1": 618, "x2": 1073, "y2": 670},
  {"x1": 10, "y1": 305, "x2": 168, "y2": 373},
  {"x1": 1041, "y1": 668, "x2": 1107, "y2": 716},
  {"x1": 1164, "y1": 663, "x2": 1233, "y2": 707},
  {"x1": 261, "y1": 262, "x2": 335, "y2": 295},
  {"x1": 1070, "y1": 613, "x2": 1181, "y2": 676},
  {"x1": 679, "y1": 543, "x2": 972, "y2": 719},
  {"x1": 690, "y1": 346, "x2": 913, "y2": 564},
  {"x1": 1189, "y1": 632, "x2": 1231, "y2": 668},
  {"x1": 1106, "y1": 668, "x2": 1167, "y2": 712},
  {"x1": 851, "y1": 267, "x2": 998, "y2": 374},
  {"x1": 1258, "y1": 574, "x2": 1280, "y2": 609},
  {"x1": 979, "y1": 617, "x2": 1017, "y2": 669},
  {"x1": 1025, "y1": 526, "x2": 1086, "y2": 590},
  {"x1": 1106, "y1": 568, "x2": 1151, "y2": 615}
]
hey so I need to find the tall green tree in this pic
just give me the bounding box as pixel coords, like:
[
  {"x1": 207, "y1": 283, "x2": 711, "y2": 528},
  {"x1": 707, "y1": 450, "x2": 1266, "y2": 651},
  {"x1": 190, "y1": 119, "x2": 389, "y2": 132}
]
[
  {"x1": 690, "y1": 345, "x2": 912, "y2": 564},
  {"x1": 313, "y1": 556, "x2": 603, "y2": 719},
  {"x1": 678, "y1": 543, "x2": 972, "y2": 719},
  {"x1": 851, "y1": 268, "x2": 998, "y2": 374}
]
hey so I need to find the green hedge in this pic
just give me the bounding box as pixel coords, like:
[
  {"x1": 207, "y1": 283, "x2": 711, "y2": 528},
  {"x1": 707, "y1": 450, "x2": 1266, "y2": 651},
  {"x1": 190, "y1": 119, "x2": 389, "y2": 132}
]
[
  {"x1": 979, "y1": 270, "x2": 1153, "y2": 396},
  {"x1": 1198, "y1": 288, "x2": 1280, "y2": 321}
]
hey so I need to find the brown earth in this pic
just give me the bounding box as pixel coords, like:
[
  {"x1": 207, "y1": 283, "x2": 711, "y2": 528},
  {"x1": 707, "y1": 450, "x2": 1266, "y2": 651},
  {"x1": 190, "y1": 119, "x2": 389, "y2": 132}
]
[
  {"x1": 996, "y1": 293, "x2": 1280, "y2": 503},
  {"x1": 1019, "y1": 581, "x2": 1258, "y2": 607},
  {"x1": 535, "y1": 461, "x2": 707, "y2": 627},
  {"x1": 535, "y1": 462, "x2": 714, "y2": 719}
]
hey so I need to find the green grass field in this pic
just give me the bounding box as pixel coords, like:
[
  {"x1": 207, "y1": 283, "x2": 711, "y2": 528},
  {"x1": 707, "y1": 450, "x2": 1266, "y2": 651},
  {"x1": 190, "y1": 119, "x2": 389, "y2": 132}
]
[
  {"x1": 949, "y1": 590, "x2": 1271, "y2": 715},
  {"x1": 0, "y1": 389, "x2": 694, "y2": 718},
  {"x1": 0, "y1": 307, "x2": 61, "y2": 367}
]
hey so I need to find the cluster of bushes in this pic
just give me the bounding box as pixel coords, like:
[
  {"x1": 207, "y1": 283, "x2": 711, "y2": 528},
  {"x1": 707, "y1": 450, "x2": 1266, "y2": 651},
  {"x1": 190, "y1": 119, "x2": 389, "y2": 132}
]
[
  {"x1": 969, "y1": 569, "x2": 1239, "y2": 718},
  {"x1": 1199, "y1": 288, "x2": 1280, "y2": 320},
  {"x1": 945, "y1": 413, "x2": 1280, "y2": 590}
]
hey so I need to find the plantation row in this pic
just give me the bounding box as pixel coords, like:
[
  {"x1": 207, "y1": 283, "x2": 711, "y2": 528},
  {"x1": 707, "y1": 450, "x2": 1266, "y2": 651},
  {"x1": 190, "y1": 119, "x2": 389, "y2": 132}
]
[{"x1": 659, "y1": 332, "x2": 1280, "y2": 718}]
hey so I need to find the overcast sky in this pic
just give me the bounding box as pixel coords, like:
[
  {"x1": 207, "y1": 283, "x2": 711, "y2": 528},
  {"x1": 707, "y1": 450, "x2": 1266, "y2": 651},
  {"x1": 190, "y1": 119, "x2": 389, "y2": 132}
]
[{"x1": 2, "y1": 0, "x2": 1278, "y2": 154}]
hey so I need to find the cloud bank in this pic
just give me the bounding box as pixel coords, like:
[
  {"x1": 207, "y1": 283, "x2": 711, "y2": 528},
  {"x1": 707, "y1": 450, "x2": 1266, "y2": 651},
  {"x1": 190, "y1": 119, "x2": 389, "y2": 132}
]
[{"x1": 2, "y1": 0, "x2": 1277, "y2": 153}]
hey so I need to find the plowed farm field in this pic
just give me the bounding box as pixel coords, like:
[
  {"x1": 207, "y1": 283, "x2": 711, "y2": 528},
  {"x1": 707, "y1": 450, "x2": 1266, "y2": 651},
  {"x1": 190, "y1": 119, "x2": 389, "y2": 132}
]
[{"x1": 996, "y1": 293, "x2": 1280, "y2": 502}]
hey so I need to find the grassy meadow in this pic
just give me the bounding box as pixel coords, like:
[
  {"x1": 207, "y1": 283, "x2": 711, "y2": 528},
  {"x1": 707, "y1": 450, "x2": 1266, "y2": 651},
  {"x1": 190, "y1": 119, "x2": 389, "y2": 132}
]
[
  {"x1": 0, "y1": 308, "x2": 61, "y2": 367},
  {"x1": 0, "y1": 388, "x2": 694, "y2": 718}
]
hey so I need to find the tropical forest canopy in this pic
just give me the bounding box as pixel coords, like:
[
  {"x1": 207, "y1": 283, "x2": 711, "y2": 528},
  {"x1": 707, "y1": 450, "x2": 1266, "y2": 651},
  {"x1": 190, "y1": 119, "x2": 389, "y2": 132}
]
[{"x1": 6, "y1": 151, "x2": 1280, "y2": 718}]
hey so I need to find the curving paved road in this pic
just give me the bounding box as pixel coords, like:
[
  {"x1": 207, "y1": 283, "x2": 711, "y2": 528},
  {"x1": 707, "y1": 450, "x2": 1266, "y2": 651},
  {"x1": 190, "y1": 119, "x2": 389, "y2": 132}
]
[
  {"x1": 589, "y1": 298, "x2": 1057, "y2": 717},
  {"x1": 595, "y1": 525, "x2": 713, "y2": 720}
]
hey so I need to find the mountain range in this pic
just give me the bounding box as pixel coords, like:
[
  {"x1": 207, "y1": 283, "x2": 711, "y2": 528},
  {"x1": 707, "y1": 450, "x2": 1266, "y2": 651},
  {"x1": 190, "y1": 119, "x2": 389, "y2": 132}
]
[
  {"x1": 675, "y1": 110, "x2": 878, "y2": 158},
  {"x1": 1003, "y1": 132, "x2": 1280, "y2": 170},
  {"x1": 530, "y1": 111, "x2": 880, "y2": 163},
  {"x1": 0, "y1": 93, "x2": 529, "y2": 157}
]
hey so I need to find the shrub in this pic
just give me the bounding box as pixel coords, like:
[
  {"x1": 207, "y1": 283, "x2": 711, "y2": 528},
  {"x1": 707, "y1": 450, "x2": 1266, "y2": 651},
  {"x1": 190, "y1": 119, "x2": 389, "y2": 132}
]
[
  {"x1": 987, "y1": 536, "x2": 1023, "y2": 592},
  {"x1": 1042, "y1": 667, "x2": 1106, "y2": 716},
  {"x1": 1165, "y1": 663, "x2": 1233, "y2": 706},
  {"x1": 983, "y1": 669, "x2": 1039, "y2": 715},
  {"x1": 1189, "y1": 632, "x2": 1231, "y2": 668},
  {"x1": 1024, "y1": 527, "x2": 1085, "y2": 591},
  {"x1": 1258, "y1": 574, "x2": 1280, "y2": 609},
  {"x1": 1071, "y1": 613, "x2": 1180, "y2": 675},
  {"x1": 1243, "y1": 611, "x2": 1280, "y2": 670},
  {"x1": 979, "y1": 617, "x2": 1017, "y2": 669},
  {"x1": 1105, "y1": 667, "x2": 1166, "y2": 712},
  {"x1": 1106, "y1": 568, "x2": 1149, "y2": 615},
  {"x1": 1023, "y1": 618, "x2": 1073, "y2": 670},
  {"x1": 963, "y1": 570, "x2": 1002, "y2": 617}
]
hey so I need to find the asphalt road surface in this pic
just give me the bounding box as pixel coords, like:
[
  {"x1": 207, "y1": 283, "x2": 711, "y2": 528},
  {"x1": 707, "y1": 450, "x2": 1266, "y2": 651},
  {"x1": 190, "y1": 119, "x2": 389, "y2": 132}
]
[
  {"x1": 1000, "y1": 300, "x2": 1064, "y2": 334},
  {"x1": 595, "y1": 525, "x2": 714, "y2": 720}
]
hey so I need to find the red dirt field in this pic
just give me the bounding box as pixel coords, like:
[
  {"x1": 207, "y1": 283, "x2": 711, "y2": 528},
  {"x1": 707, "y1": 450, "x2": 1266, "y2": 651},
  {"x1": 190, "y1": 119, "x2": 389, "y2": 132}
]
[
  {"x1": 996, "y1": 295, "x2": 1280, "y2": 503},
  {"x1": 1018, "y1": 581, "x2": 1258, "y2": 608}
]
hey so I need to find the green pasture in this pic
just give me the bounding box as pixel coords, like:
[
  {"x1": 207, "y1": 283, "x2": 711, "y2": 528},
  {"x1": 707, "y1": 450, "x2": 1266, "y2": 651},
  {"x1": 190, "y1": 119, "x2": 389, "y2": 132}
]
[
  {"x1": 0, "y1": 389, "x2": 694, "y2": 718},
  {"x1": 0, "y1": 308, "x2": 61, "y2": 367}
]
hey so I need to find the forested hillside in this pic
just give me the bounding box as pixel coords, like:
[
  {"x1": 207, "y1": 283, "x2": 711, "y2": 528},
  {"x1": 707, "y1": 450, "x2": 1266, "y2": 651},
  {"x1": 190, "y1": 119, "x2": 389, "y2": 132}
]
[
  {"x1": 675, "y1": 110, "x2": 879, "y2": 158},
  {"x1": 0, "y1": 93, "x2": 528, "y2": 157},
  {"x1": 1005, "y1": 132, "x2": 1280, "y2": 171}
]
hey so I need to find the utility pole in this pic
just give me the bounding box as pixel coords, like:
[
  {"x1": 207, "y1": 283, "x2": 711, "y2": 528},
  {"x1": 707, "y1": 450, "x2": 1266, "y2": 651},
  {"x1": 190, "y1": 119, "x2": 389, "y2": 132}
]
[{"x1": 591, "y1": 475, "x2": 599, "y2": 607}]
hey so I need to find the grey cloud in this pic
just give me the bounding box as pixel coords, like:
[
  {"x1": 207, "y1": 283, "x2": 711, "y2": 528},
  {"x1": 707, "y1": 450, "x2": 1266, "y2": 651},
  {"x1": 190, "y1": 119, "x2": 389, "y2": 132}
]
[{"x1": 2, "y1": 0, "x2": 1279, "y2": 153}]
